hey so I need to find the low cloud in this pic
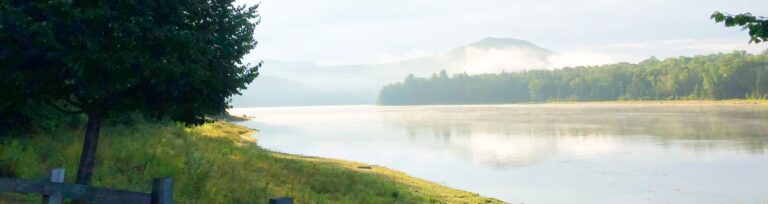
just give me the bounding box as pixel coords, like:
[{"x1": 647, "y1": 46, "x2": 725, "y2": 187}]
[
  {"x1": 458, "y1": 47, "x2": 550, "y2": 73},
  {"x1": 547, "y1": 50, "x2": 631, "y2": 68},
  {"x1": 450, "y1": 47, "x2": 632, "y2": 74}
]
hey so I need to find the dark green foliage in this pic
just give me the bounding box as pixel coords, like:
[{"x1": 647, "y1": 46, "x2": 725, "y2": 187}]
[
  {"x1": 0, "y1": 0, "x2": 260, "y2": 124},
  {"x1": 378, "y1": 51, "x2": 768, "y2": 105},
  {"x1": 0, "y1": 0, "x2": 260, "y2": 185},
  {"x1": 712, "y1": 11, "x2": 768, "y2": 43}
]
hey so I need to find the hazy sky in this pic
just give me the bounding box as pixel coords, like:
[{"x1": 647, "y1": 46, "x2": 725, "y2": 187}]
[{"x1": 236, "y1": 0, "x2": 768, "y2": 66}]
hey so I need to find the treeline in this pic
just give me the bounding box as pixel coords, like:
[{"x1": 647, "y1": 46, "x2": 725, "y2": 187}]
[{"x1": 378, "y1": 51, "x2": 768, "y2": 105}]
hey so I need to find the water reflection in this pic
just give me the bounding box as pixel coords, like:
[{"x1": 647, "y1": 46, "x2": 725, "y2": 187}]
[
  {"x1": 230, "y1": 104, "x2": 768, "y2": 203},
  {"x1": 376, "y1": 104, "x2": 768, "y2": 167}
]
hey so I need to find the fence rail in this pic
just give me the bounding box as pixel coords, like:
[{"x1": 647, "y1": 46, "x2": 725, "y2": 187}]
[{"x1": 0, "y1": 168, "x2": 172, "y2": 204}]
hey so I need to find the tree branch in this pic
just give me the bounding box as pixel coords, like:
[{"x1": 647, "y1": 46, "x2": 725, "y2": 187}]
[{"x1": 44, "y1": 99, "x2": 84, "y2": 114}]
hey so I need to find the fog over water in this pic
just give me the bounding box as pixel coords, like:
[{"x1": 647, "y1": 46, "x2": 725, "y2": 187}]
[{"x1": 231, "y1": 104, "x2": 768, "y2": 203}]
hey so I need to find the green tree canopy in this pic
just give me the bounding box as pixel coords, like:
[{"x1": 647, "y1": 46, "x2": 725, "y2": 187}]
[
  {"x1": 712, "y1": 11, "x2": 768, "y2": 43},
  {"x1": 378, "y1": 51, "x2": 768, "y2": 105},
  {"x1": 0, "y1": 0, "x2": 260, "y2": 185}
]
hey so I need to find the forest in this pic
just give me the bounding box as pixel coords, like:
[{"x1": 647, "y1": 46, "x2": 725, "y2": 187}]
[{"x1": 378, "y1": 51, "x2": 768, "y2": 105}]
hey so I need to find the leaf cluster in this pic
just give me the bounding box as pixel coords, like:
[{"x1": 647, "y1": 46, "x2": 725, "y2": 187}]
[{"x1": 712, "y1": 11, "x2": 768, "y2": 43}]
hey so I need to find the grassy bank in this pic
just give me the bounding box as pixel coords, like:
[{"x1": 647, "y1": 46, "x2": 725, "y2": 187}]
[{"x1": 0, "y1": 119, "x2": 501, "y2": 203}]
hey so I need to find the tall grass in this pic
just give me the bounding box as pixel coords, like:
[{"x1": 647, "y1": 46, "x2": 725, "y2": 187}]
[{"x1": 0, "y1": 119, "x2": 501, "y2": 203}]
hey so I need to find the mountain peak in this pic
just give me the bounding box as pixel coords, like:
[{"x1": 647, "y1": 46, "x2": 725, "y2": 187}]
[
  {"x1": 468, "y1": 37, "x2": 538, "y2": 49},
  {"x1": 449, "y1": 37, "x2": 553, "y2": 56}
]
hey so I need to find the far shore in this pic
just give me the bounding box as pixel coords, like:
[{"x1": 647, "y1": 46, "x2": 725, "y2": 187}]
[
  {"x1": 544, "y1": 99, "x2": 768, "y2": 105},
  {"x1": 228, "y1": 99, "x2": 768, "y2": 111},
  {"x1": 371, "y1": 99, "x2": 768, "y2": 107}
]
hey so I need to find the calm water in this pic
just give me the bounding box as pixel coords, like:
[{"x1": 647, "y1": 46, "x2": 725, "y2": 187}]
[{"x1": 230, "y1": 104, "x2": 768, "y2": 203}]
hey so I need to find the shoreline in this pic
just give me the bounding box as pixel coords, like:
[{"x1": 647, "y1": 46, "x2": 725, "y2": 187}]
[
  {"x1": 229, "y1": 122, "x2": 504, "y2": 203},
  {"x1": 229, "y1": 99, "x2": 768, "y2": 111},
  {"x1": 269, "y1": 151, "x2": 504, "y2": 203}
]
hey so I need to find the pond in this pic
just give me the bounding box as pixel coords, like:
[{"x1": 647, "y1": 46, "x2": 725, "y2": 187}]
[{"x1": 230, "y1": 104, "x2": 768, "y2": 203}]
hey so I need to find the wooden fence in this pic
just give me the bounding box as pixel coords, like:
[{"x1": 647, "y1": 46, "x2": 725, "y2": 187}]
[{"x1": 0, "y1": 168, "x2": 172, "y2": 204}]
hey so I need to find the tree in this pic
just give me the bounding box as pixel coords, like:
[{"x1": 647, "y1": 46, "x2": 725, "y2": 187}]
[
  {"x1": 712, "y1": 11, "x2": 768, "y2": 43},
  {"x1": 0, "y1": 0, "x2": 260, "y2": 185},
  {"x1": 378, "y1": 52, "x2": 768, "y2": 105}
]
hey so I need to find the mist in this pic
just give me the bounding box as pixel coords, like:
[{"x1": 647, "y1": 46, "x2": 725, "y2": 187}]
[{"x1": 228, "y1": 0, "x2": 768, "y2": 107}]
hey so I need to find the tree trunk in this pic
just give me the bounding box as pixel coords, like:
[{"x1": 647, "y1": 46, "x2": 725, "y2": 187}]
[{"x1": 75, "y1": 111, "x2": 103, "y2": 185}]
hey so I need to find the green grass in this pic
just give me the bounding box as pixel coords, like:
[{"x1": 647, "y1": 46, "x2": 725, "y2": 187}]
[{"x1": 0, "y1": 119, "x2": 502, "y2": 203}]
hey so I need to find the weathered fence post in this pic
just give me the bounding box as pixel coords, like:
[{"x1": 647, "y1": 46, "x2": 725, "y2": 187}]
[
  {"x1": 42, "y1": 168, "x2": 65, "y2": 204},
  {"x1": 2, "y1": 170, "x2": 164, "y2": 203},
  {"x1": 151, "y1": 178, "x2": 173, "y2": 204}
]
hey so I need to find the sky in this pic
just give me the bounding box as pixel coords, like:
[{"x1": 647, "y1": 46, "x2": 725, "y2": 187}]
[{"x1": 236, "y1": 0, "x2": 768, "y2": 66}]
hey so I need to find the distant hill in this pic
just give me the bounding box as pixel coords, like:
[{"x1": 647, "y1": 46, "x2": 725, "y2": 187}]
[
  {"x1": 233, "y1": 37, "x2": 556, "y2": 107},
  {"x1": 405, "y1": 37, "x2": 554, "y2": 74}
]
